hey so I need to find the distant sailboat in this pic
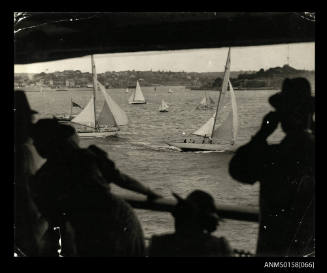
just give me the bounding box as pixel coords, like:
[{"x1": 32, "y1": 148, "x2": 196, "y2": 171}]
[
  {"x1": 159, "y1": 99, "x2": 169, "y2": 112},
  {"x1": 126, "y1": 88, "x2": 129, "y2": 93},
  {"x1": 168, "y1": 88, "x2": 174, "y2": 94},
  {"x1": 196, "y1": 91, "x2": 215, "y2": 110},
  {"x1": 69, "y1": 55, "x2": 128, "y2": 138},
  {"x1": 128, "y1": 81, "x2": 146, "y2": 104},
  {"x1": 168, "y1": 48, "x2": 238, "y2": 152}
]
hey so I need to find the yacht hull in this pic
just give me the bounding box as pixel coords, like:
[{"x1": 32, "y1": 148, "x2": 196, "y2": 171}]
[
  {"x1": 167, "y1": 142, "x2": 239, "y2": 152},
  {"x1": 77, "y1": 130, "x2": 118, "y2": 138},
  {"x1": 129, "y1": 101, "x2": 147, "y2": 104}
]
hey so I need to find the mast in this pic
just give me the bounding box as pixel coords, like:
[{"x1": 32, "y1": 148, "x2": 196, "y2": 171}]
[
  {"x1": 211, "y1": 47, "x2": 231, "y2": 138},
  {"x1": 70, "y1": 97, "x2": 72, "y2": 117},
  {"x1": 204, "y1": 90, "x2": 207, "y2": 106},
  {"x1": 133, "y1": 81, "x2": 137, "y2": 102},
  {"x1": 91, "y1": 55, "x2": 97, "y2": 128}
]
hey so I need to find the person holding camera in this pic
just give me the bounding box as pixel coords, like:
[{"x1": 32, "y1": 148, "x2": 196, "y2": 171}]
[{"x1": 229, "y1": 78, "x2": 315, "y2": 257}]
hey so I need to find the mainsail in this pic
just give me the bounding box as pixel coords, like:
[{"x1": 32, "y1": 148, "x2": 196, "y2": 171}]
[
  {"x1": 208, "y1": 96, "x2": 215, "y2": 105},
  {"x1": 159, "y1": 99, "x2": 169, "y2": 111},
  {"x1": 97, "y1": 100, "x2": 118, "y2": 128},
  {"x1": 212, "y1": 81, "x2": 238, "y2": 144},
  {"x1": 229, "y1": 80, "x2": 238, "y2": 143},
  {"x1": 199, "y1": 96, "x2": 208, "y2": 106},
  {"x1": 129, "y1": 81, "x2": 146, "y2": 103},
  {"x1": 97, "y1": 81, "x2": 128, "y2": 126},
  {"x1": 214, "y1": 47, "x2": 231, "y2": 124}
]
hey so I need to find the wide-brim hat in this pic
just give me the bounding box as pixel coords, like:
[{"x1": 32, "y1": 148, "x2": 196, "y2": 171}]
[
  {"x1": 269, "y1": 78, "x2": 314, "y2": 113},
  {"x1": 172, "y1": 190, "x2": 223, "y2": 221},
  {"x1": 14, "y1": 90, "x2": 38, "y2": 115},
  {"x1": 32, "y1": 118, "x2": 76, "y2": 146}
]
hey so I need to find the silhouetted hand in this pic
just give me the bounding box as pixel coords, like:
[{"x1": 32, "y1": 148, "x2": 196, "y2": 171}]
[
  {"x1": 147, "y1": 192, "x2": 162, "y2": 202},
  {"x1": 258, "y1": 111, "x2": 280, "y2": 139}
]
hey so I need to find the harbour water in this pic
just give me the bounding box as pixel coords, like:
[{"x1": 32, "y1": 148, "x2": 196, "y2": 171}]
[{"x1": 25, "y1": 86, "x2": 285, "y2": 253}]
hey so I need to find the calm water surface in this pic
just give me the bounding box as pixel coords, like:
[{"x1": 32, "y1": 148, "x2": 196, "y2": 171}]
[{"x1": 26, "y1": 86, "x2": 285, "y2": 253}]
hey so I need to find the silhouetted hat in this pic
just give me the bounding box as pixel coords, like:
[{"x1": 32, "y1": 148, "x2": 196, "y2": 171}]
[
  {"x1": 32, "y1": 118, "x2": 76, "y2": 146},
  {"x1": 14, "y1": 90, "x2": 38, "y2": 115},
  {"x1": 269, "y1": 78, "x2": 314, "y2": 113},
  {"x1": 172, "y1": 190, "x2": 222, "y2": 220}
]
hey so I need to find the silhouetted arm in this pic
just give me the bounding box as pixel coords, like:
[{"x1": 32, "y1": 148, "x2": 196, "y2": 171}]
[
  {"x1": 113, "y1": 172, "x2": 162, "y2": 200},
  {"x1": 88, "y1": 145, "x2": 162, "y2": 200},
  {"x1": 229, "y1": 112, "x2": 279, "y2": 184},
  {"x1": 229, "y1": 132, "x2": 269, "y2": 184}
]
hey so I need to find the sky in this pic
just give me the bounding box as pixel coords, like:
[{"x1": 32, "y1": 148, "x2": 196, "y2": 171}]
[{"x1": 14, "y1": 42, "x2": 315, "y2": 74}]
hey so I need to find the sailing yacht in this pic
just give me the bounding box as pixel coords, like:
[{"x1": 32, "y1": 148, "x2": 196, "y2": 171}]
[
  {"x1": 69, "y1": 55, "x2": 128, "y2": 138},
  {"x1": 128, "y1": 81, "x2": 146, "y2": 104},
  {"x1": 167, "y1": 48, "x2": 238, "y2": 152},
  {"x1": 196, "y1": 91, "x2": 215, "y2": 110},
  {"x1": 159, "y1": 99, "x2": 169, "y2": 112},
  {"x1": 168, "y1": 88, "x2": 174, "y2": 94}
]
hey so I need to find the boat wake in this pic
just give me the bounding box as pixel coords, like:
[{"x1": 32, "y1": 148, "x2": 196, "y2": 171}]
[
  {"x1": 193, "y1": 150, "x2": 227, "y2": 154},
  {"x1": 129, "y1": 142, "x2": 181, "y2": 152}
]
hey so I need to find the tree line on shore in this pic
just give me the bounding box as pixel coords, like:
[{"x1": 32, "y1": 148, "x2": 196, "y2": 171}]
[{"x1": 14, "y1": 65, "x2": 314, "y2": 90}]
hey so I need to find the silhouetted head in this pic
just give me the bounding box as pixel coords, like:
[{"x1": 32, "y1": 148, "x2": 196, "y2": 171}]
[
  {"x1": 31, "y1": 118, "x2": 78, "y2": 159},
  {"x1": 269, "y1": 78, "x2": 315, "y2": 133},
  {"x1": 14, "y1": 90, "x2": 38, "y2": 143},
  {"x1": 172, "y1": 190, "x2": 222, "y2": 235}
]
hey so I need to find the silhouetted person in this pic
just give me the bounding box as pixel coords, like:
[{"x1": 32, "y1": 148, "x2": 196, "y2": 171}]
[
  {"x1": 229, "y1": 78, "x2": 315, "y2": 257},
  {"x1": 148, "y1": 190, "x2": 233, "y2": 257},
  {"x1": 14, "y1": 90, "x2": 49, "y2": 256},
  {"x1": 184, "y1": 139, "x2": 187, "y2": 143},
  {"x1": 31, "y1": 119, "x2": 162, "y2": 256}
]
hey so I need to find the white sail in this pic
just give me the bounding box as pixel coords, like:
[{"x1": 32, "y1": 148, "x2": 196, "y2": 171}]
[
  {"x1": 128, "y1": 92, "x2": 134, "y2": 103},
  {"x1": 159, "y1": 99, "x2": 169, "y2": 111},
  {"x1": 163, "y1": 100, "x2": 169, "y2": 108},
  {"x1": 97, "y1": 81, "x2": 128, "y2": 126},
  {"x1": 71, "y1": 96, "x2": 96, "y2": 128},
  {"x1": 212, "y1": 110, "x2": 233, "y2": 142},
  {"x1": 192, "y1": 115, "x2": 215, "y2": 137},
  {"x1": 97, "y1": 100, "x2": 118, "y2": 128},
  {"x1": 126, "y1": 88, "x2": 129, "y2": 93},
  {"x1": 134, "y1": 81, "x2": 146, "y2": 102},
  {"x1": 214, "y1": 48, "x2": 231, "y2": 122},
  {"x1": 200, "y1": 96, "x2": 208, "y2": 106},
  {"x1": 211, "y1": 81, "x2": 238, "y2": 143},
  {"x1": 208, "y1": 96, "x2": 215, "y2": 105}
]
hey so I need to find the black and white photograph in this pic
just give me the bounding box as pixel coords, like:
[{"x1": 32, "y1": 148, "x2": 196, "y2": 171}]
[{"x1": 13, "y1": 12, "x2": 315, "y2": 260}]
